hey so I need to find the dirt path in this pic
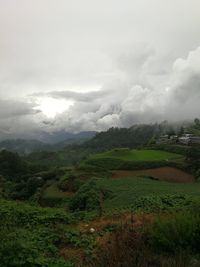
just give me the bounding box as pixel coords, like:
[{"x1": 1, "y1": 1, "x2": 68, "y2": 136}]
[{"x1": 112, "y1": 167, "x2": 195, "y2": 183}]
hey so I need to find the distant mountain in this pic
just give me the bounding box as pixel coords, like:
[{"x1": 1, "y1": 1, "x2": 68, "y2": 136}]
[
  {"x1": 0, "y1": 131, "x2": 96, "y2": 155},
  {"x1": 38, "y1": 130, "x2": 96, "y2": 144},
  {"x1": 0, "y1": 139, "x2": 51, "y2": 155}
]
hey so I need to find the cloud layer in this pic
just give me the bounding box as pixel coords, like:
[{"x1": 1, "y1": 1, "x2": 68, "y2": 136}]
[
  {"x1": 30, "y1": 46, "x2": 200, "y2": 133},
  {"x1": 0, "y1": 1, "x2": 200, "y2": 139}
]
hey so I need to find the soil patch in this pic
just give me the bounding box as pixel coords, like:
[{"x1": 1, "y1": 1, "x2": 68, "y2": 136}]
[{"x1": 112, "y1": 167, "x2": 195, "y2": 183}]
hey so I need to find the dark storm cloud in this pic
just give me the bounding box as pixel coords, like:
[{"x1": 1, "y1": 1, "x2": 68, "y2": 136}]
[{"x1": 0, "y1": 99, "x2": 39, "y2": 119}]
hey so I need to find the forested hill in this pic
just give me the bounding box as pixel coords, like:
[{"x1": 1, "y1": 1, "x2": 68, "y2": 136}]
[
  {"x1": 83, "y1": 118, "x2": 200, "y2": 152},
  {"x1": 83, "y1": 123, "x2": 168, "y2": 152}
]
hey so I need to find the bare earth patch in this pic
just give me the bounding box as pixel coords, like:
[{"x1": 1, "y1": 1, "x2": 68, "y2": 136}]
[{"x1": 112, "y1": 167, "x2": 195, "y2": 183}]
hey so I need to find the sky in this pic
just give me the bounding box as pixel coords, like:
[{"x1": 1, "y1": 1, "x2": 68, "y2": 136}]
[{"x1": 0, "y1": 0, "x2": 200, "y2": 139}]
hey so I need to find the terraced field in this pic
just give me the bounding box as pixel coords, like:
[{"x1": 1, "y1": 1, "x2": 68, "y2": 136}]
[
  {"x1": 112, "y1": 167, "x2": 195, "y2": 183},
  {"x1": 90, "y1": 149, "x2": 183, "y2": 162},
  {"x1": 97, "y1": 176, "x2": 200, "y2": 211}
]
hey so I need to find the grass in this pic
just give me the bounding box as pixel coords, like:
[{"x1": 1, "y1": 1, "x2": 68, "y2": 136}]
[
  {"x1": 96, "y1": 176, "x2": 200, "y2": 211},
  {"x1": 90, "y1": 149, "x2": 183, "y2": 162},
  {"x1": 42, "y1": 183, "x2": 73, "y2": 206},
  {"x1": 43, "y1": 183, "x2": 72, "y2": 199}
]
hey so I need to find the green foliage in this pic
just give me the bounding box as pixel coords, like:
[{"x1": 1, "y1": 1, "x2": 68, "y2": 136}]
[
  {"x1": 90, "y1": 149, "x2": 182, "y2": 162},
  {"x1": 69, "y1": 180, "x2": 103, "y2": 211},
  {"x1": 149, "y1": 144, "x2": 189, "y2": 155},
  {"x1": 0, "y1": 226, "x2": 74, "y2": 267},
  {"x1": 58, "y1": 173, "x2": 84, "y2": 192},
  {"x1": 186, "y1": 146, "x2": 200, "y2": 161},
  {"x1": 63, "y1": 229, "x2": 96, "y2": 251},
  {"x1": 0, "y1": 150, "x2": 28, "y2": 180},
  {"x1": 85, "y1": 158, "x2": 178, "y2": 171},
  {"x1": 26, "y1": 145, "x2": 92, "y2": 168},
  {"x1": 0, "y1": 199, "x2": 72, "y2": 226},
  {"x1": 151, "y1": 211, "x2": 200, "y2": 254},
  {"x1": 41, "y1": 183, "x2": 72, "y2": 207},
  {"x1": 0, "y1": 199, "x2": 75, "y2": 267},
  {"x1": 85, "y1": 149, "x2": 182, "y2": 171},
  {"x1": 84, "y1": 124, "x2": 166, "y2": 151},
  {"x1": 96, "y1": 176, "x2": 200, "y2": 212},
  {"x1": 131, "y1": 194, "x2": 193, "y2": 213}
]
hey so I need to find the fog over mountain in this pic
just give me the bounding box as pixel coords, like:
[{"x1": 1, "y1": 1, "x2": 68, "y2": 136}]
[{"x1": 0, "y1": 0, "x2": 200, "y2": 140}]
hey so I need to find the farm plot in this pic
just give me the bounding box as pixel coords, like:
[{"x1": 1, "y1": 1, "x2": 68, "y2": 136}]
[{"x1": 112, "y1": 167, "x2": 195, "y2": 183}]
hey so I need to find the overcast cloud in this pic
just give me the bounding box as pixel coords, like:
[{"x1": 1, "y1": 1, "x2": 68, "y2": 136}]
[{"x1": 0, "y1": 0, "x2": 200, "y2": 139}]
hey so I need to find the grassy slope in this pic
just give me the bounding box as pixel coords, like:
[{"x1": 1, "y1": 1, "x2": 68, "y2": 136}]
[
  {"x1": 43, "y1": 183, "x2": 73, "y2": 199},
  {"x1": 90, "y1": 149, "x2": 183, "y2": 162},
  {"x1": 97, "y1": 176, "x2": 200, "y2": 211}
]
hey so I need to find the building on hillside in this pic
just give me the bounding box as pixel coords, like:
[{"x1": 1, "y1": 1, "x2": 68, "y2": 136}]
[
  {"x1": 157, "y1": 135, "x2": 178, "y2": 145},
  {"x1": 178, "y1": 134, "x2": 200, "y2": 145},
  {"x1": 169, "y1": 135, "x2": 178, "y2": 144},
  {"x1": 178, "y1": 136, "x2": 191, "y2": 145},
  {"x1": 157, "y1": 133, "x2": 200, "y2": 146},
  {"x1": 156, "y1": 135, "x2": 169, "y2": 144}
]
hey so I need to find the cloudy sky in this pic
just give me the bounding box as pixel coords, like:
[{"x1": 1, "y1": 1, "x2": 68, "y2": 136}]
[{"x1": 0, "y1": 0, "x2": 200, "y2": 139}]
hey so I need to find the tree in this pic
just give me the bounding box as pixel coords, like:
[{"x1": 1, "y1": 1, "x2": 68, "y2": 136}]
[{"x1": 194, "y1": 118, "x2": 200, "y2": 129}]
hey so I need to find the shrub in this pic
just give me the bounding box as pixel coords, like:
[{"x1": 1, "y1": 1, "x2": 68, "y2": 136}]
[
  {"x1": 151, "y1": 211, "x2": 200, "y2": 253},
  {"x1": 69, "y1": 180, "x2": 103, "y2": 211},
  {"x1": 131, "y1": 194, "x2": 193, "y2": 213}
]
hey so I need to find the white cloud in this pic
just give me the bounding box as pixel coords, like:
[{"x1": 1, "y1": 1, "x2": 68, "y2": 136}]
[{"x1": 0, "y1": 1, "x2": 200, "y2": 138}]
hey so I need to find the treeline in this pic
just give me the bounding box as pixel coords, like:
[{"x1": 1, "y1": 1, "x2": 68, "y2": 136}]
[{"x1": 83, "y1": 122, "x2": 179, "y2": 152}]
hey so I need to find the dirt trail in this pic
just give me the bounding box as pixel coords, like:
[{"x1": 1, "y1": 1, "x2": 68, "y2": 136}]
[{"x1": 112, "y1": 167, "x2": 195, "y2": 183}]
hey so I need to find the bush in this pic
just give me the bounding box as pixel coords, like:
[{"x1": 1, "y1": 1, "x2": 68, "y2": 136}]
[
  {"x1": 151, "y1": 211, "x2": 200, "y2": 253},
  {"x1": 58, "y1": 174, "x2": 83, "y2": 193},
  {"x1": 0, "y1": 199, "x2": 73, "y2": 226},
  {"x1": 131, "y1": 194, "x2": 193, "y2": 213},
  {"x1": 0, "y1": 199, "x2": 75, "y2": 267},
  {"x1": 69, "y1": 180, "x2": 103, "y2": 211}
]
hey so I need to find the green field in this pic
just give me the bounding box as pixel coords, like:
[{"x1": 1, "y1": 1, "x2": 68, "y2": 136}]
[
  {"x1": 97, "y1": 176, "x2": 200, "y2": 211},
  {"x1": 90, "y1": 149, "x2": 183, "y2": 162},
  {"x1": 42, "y1": 182, "x2": 73, "y2": 206}
]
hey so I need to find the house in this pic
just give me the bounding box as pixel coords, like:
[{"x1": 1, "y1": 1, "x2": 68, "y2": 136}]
[
  {"x1": 157, "y1": 133, "x2": 200, "y2": 146},
  {"x1": 169, "y1": 135, "x2": 178, "y2": 144},
  {"x1": 157, "y1": 135, "x2": 178, "y2": 145},
  {"x1": 178, "y1": 135, "x2": 191, "y2": 145},
  {"x1": 178, "y1": 134, "x2": 200, "y2": 145},
  {"x1": 156, "y1": 135, "x2": 169, "y2": 144}
]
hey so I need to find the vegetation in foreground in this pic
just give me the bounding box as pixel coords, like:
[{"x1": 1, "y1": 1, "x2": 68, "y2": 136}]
[{"x1": 1, "y1": 120, "x2": 200, "y2": 266}]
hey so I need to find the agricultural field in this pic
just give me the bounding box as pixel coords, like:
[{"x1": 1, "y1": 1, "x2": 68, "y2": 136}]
[
  {"x1": 112, "y1": 167, "x2": 195, "y2": 183},
  {"x1": 89, "y1": 149, "x2": 183, "y2": 162},
  {"x1": 97, "y1": 176, "x2": 200, "y2": 211}
]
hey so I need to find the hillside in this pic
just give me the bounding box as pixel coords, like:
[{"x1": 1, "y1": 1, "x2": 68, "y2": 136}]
[
  {"x1": 82, "y1": 122, "x2": 186, "y2": 152},
  {"x1": 1, "y1": 123, "x2": 200, "y2": 267}
]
